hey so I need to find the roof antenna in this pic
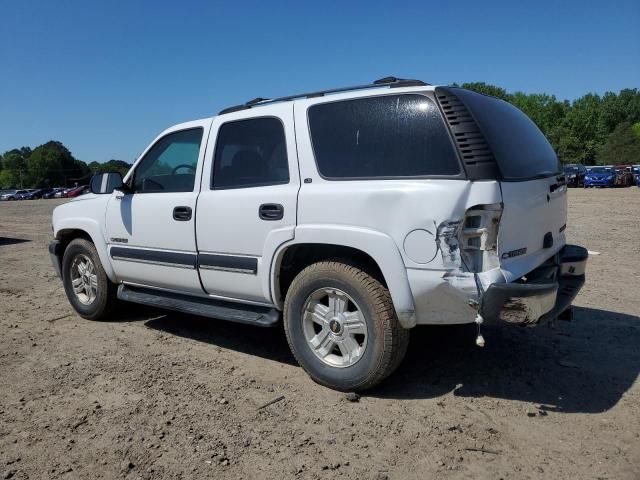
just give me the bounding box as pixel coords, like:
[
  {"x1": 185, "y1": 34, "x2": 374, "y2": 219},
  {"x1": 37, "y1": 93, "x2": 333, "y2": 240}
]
[
  {"x1": 373, "y1": 76, "x2": 401, "y2": 84},
  {"x1": 373, "y1": 76, "x2": 429, "y2": 86},
  {"x1": 245, "y1": 97, "x2": 269, "y2": 106}
]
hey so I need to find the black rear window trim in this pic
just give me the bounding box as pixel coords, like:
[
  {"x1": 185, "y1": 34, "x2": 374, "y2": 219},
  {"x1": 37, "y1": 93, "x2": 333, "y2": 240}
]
[
  {"x1": 306, "y1": 92, "x2": 467, "y2": 182},
  {"x1": 498, "y1": 172, "x2": 559, "y2": 183},
  {"x1": 210, "y1": 115, "x2": 291, "y2": 191},
  {"x1": 445, "y1": 87, "x2": 561, "y2": 183}
]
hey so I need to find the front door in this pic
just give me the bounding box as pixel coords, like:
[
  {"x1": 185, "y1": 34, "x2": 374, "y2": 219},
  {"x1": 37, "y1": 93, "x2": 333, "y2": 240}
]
[{"x1": 105, "y1": 121, "x2": 211, "y2": 293}]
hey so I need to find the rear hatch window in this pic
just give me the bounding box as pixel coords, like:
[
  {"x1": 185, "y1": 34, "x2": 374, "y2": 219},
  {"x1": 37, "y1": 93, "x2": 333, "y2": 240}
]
[{"x1": 451, "y1": 88, "x2": 560, "y2": 181}]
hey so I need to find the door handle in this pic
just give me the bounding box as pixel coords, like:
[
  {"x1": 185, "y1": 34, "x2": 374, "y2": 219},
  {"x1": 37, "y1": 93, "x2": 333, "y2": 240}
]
[
  {"x1": 259, "y1": 203, "x2": 284, "y2": 221},
  {"x1": 173, "y1": 206, "x2": 192, "y2": 221}
]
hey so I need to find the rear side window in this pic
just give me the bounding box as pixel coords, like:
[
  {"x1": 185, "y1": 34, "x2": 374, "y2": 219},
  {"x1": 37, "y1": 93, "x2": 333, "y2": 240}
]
[
  {"x1": 453, "y1": 89, "x2": 560, "y2": 181},
  {"x1": 308, "y1": 95, "x2": 460, "y2": 179},
  {"x1": 212, "y1": 117, "x2": 289, "y2": 189}
]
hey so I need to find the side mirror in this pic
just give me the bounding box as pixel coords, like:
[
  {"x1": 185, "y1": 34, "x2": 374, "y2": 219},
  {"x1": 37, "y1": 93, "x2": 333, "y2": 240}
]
[{"x1": 90, "y1": 172, "x2": 124, "y2": 194}]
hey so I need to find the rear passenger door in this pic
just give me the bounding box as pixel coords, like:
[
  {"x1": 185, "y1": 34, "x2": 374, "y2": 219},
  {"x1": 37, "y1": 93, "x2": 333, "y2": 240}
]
[{"x1": 196, "y1": 103, "x2": 299, "y2": 304}]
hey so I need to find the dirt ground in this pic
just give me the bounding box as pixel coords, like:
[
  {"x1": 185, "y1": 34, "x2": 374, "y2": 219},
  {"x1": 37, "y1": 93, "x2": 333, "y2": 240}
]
[{"x1": 1, "y1": 189, "x2": 639, "y2": 480}]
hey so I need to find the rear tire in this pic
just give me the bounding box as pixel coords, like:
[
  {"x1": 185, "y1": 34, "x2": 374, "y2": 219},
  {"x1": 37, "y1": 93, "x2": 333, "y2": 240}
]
[
  {"x1": 284, "y1": 261, "x2": 409, "y2": 392},
  {"x1": 62, "y1": 238, "x2": 117, "y2": 320}
]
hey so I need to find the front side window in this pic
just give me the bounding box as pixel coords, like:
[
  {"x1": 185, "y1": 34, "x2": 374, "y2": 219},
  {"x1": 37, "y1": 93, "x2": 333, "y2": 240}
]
[
  {"x1": 212, "y1": 118, "x2": 289, "y2": 189},
  {"x1": 133, "y1": 128, "x2": 203, "y2": 193},
  {"x1": 308, "y1": 94, "x2": 461, "y2": 179}
]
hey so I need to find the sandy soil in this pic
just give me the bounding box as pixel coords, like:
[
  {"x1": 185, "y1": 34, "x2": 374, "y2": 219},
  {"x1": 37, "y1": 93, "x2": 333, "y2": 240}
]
[{"x1": 1, "y1": 189, "x2": 639, "y2": 480}]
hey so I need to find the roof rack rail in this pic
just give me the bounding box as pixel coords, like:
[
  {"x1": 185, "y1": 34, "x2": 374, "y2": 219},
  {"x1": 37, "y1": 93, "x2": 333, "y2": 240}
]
[{"x1": 218, "y1": 76, "x2": 428, "y2": 115}]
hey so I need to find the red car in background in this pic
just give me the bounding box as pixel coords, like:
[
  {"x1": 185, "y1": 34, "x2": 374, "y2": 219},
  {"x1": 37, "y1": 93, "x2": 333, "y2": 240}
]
[
  {"x1": 65, "y1": 185, "x2": 89, "y2": 198},
  {"x1": 614, "y1": 165, "x2": 635, "y2": 187}
]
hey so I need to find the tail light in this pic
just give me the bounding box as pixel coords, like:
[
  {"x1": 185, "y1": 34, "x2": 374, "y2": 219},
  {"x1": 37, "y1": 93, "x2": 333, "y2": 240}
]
[{"x1": 459, "y1": 203, "x2": 502, "y2": 273}]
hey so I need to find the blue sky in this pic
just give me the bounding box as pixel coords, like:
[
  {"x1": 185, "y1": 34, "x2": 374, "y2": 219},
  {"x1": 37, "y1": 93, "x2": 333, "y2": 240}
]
[{"x1": 1, "y1": 0, "x2": 638, "y2": 163}]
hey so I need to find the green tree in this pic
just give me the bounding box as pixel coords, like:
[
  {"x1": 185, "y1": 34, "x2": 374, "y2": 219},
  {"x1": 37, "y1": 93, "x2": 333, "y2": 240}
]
[
  {"x1": 88, "y1": 159, "x2": 131, "y2": 177},
  {"x1": 510, "y1": 92, "x2": 568, "y2": 137},
  {"x1": 25, "y1": 141, "x2": 88, "y2": 187},
  {"x1": 557, "y1": 93, "x2": 603, "y2": 164},
  {"x1": 597, "y1": 89, "x2": 640, "y2": 137},
  {"x1": 0, "y1": 147, "x2": 32, "y2": 187},
  {"x1": 0, "y1": 169, "x2": 13, "y2": 188},
  {"x1": 460, "y1": 82, "x2": 510, "y2": 101},
  {"x1": 596, "y1": 121, "x2": 640, "y2": 165}
]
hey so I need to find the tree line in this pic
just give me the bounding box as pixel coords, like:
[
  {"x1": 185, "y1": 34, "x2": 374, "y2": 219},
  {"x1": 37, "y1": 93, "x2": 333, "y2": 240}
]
[
  {"x1": 0, "y1": 141, "x2": 130, "y2": 188},
  {"x1": 458, "y1": 83, "x2": 640, "y2": 165},
  {"x1": 2, "y1": 83, "x2": 639, "y2": 188}
]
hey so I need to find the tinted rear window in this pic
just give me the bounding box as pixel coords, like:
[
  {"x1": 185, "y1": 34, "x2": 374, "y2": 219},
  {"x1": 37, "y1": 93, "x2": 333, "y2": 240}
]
[
  {"x1": 308, "y1": 95, "x2": 460, "y2": 179},
  {"x1": 212, "y1": 117, "x2": 289, "y2": 189},
  {"x1": 453, "y1": 89, "x2": 560, "y2": 181}
]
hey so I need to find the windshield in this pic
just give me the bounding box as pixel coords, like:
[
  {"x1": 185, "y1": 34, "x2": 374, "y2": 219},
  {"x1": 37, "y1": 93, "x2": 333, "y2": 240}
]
[
  {"x1": 590, "y1": 167, "x2": 613, "y2": 174},
  {"x1": 563, "y1": 166, "x2": 579, "y2": 173},
  {"x1": 451, "y1": 88, "x2": 560, "y2": 181}
]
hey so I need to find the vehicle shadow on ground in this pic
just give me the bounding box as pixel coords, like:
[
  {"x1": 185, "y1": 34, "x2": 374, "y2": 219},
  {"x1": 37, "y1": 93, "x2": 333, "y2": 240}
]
[
  {"x1": 143, "y1": 306, "x2": 639, "y2": 414},
  {"x1": 144, "y1": 313, "x2": 296, "y2": 366},
  {"x1": 373, "y1": 306, "x2": 640, "y2": 413},
  {"x1": 0, "y1": 237, "x2": 31, "y2": 246},
  {"x1": 107, "y1": 304, "x2": 172, "y2": 323}
]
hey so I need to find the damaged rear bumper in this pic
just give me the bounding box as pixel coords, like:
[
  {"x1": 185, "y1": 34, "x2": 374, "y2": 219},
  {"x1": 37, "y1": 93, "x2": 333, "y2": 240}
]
[{"x1": 479, "y1": 244, "x2": 587, "y2": 326}]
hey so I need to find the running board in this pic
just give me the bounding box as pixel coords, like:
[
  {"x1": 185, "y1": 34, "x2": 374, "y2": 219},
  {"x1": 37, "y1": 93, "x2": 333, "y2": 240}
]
[{"x1": 117, "y1": 284, "x2": 280, "y2": 327}]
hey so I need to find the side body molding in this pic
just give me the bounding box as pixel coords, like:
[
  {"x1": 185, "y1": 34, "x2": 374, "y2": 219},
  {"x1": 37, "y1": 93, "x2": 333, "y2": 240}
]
[{"x1": 270, "y1": 224, "x2": 417, "y2": 328}]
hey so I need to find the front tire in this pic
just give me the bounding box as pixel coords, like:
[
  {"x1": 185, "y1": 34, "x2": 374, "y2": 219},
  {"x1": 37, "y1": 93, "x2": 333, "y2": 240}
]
[
  {"x1": 284, "y1": 261, "x2": 409, "y2": 392},
  {"x1": 62, "y1": 238, "x2": 117, "y2": 320}
]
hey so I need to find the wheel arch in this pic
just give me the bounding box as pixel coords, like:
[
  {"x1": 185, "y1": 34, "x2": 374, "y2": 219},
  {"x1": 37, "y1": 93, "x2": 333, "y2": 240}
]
[
  {"x1": 270, "y1": 225, "x2": 416, "y2": 328},
  {"x1": 54, "y1": 221, "x2": 116, "y2": 282}
]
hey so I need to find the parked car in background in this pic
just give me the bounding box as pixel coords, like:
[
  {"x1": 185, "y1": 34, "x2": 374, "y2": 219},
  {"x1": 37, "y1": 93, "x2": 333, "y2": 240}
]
[
  {"x1": 54, "y1": 188, "x2": 71, "y2": 198},
  {"x1": 584, "y1": 167, "x2": 616, "y2": 188},
  {"x1": 584, "y1": 167, "x2": 616, "y2": 187},
  {"x1": 43, "y1": 188, "x2": 65, "y2": 199},
  {"x1": 19, "y1": 189, "x2": 38, "y2": 200},
  {"x1": 0, "y1": 189, "x2": 15, "y2": 200},
  {"x1": 65, "y1": 185, "x2": 89, "y2": 198},
  {"x1": 615, "y1": 165, "x2": 635, "y2": 187},
  {"x1": 0, "y1": 189, "x2": 29, "y2": 200},
  {"x1": 21, "y1": 188, "x2": 54, "y2": 200},
  {"x1": 14, "y1": 190, "x2": 33, "y2": 200},
  {"x1": 563, "y1": 164, "x2": 587, "y2": 187},
  {"x1": 633, "y1": 165, "x2": 640, "y2": 186}
]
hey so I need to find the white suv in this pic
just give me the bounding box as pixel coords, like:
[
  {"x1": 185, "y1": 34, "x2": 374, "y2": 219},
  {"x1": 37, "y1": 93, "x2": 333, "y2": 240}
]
[{"x1": 50, "y1": 77, "x2": 588, "y2": 391}]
